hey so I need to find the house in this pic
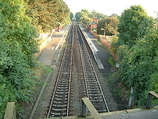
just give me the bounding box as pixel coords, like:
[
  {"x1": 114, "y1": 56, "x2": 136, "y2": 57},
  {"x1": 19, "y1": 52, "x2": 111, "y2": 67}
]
[{"x1": 87, "y1": 18, "x2": 98, "y2": 31}]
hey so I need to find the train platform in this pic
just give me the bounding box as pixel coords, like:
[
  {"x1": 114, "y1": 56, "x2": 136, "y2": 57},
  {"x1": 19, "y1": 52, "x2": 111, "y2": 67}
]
[
  {"x1": 38, "y1": 25, "x2": 70, "y2": 66},
  {"x1": 79, "y1": 25, "x2": 112, "y2": 74}
]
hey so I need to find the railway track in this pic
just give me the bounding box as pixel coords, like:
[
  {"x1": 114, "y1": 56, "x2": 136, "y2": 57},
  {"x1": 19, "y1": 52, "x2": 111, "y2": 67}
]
[
  {"x1": 46, "y1": 25, "x2": 73, "y2": 117},
  {"x1": 77, "y1": 25, "x2": 110, "y2": 113},
  {"x1": 46, "y1": 23, "x2": 109, "y2": 117}
]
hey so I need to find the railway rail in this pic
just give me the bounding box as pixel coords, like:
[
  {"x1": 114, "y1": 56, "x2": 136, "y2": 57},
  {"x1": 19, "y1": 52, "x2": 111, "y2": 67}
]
[
  {"x1": 46, "y1": 25, "x2": 73, "y2": 117},
  {"x1": 77, "y1": 25, "x2": 110, "y2": 113},
  {"x1": 46, "y1": 22, "x2": 109, "y2": 117}
]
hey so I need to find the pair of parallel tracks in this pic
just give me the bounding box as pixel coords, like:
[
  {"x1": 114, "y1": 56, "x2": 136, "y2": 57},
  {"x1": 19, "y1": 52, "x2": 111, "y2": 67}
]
[{"x1": 46, "y1": 23, "x2": 109, "y2": 117}]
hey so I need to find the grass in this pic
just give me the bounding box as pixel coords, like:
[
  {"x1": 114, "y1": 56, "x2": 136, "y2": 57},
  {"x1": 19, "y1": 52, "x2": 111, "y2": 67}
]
[
  {"x1": 108, "y1": 56, "x2": 115, "y2": 66},
  {"x1": 107, "y1": 70, "x2": 128, "y2": 109},
  {"x1": 17, "y1": 63, "x2": 53, "y2": 119}
]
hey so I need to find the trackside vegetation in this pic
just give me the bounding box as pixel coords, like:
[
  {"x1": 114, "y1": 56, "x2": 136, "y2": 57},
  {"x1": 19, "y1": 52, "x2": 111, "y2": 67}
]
[
  {"x1": 0, "y1": 0, "x2": 70, "y2": 118},
  {"x1": 116, "y1": 5, "x2": 158, "y2": 107}
]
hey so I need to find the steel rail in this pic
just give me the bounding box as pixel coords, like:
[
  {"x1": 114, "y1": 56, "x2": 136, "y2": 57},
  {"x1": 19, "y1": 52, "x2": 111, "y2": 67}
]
[
  {"x1": 46, "y1": 25, "x2": 73, "y2": 117},
  {"x1": 76, "y1": 25, "x2": 110, "y2": 112}
]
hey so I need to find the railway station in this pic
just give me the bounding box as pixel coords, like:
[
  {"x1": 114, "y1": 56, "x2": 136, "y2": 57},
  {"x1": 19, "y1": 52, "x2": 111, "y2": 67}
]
[
  {"x1": 2, "y1": 0, "x2": 158, "y2": 119},
  {"x1": 4, "y1": 23, "x2": 158, "y2": 119}
]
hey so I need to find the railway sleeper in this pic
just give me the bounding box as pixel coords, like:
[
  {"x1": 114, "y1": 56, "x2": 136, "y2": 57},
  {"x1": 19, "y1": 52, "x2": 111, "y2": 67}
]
[
  {"x1": 56, "y1": 88, "x2": 69, "y2": 91},
  {"x1": 57, "y1": 86, "x2": 69, "y2": 89},
  {"x1": 52, "y1": 104, "x2": 67, "y2": 108},
  {"x1": 57, "y1": 81, "x2": 69, "y2": 85},
  {"x1": 53, "y1": 98, "x2": 65, "y2": 101},
  {"x1": 86, "y1": 77, "x2": 97, "y2": 80},
  {"x1": 88, "y1": 87, "x2": 100, "y2": 90},
  {"x1": 89, "y1": 94, "x2": 103, "y2": 99},
  {"x1": 88, "y1": 90, "x2": 101, "y2": 94},
  {"x1": 56, "y1": 89, "x2": 69, "y2": 92},
  {"x1": 57, "y1": 84, "x2": 69, "y2": 90},
  {"x1": 54, "y1": 95, "x2": 68, "y2": 99},
  {"x1": 50, "y1": 112, "x2": 67, "y2": 117},
  {"x1": 87, "y1": 82, "x2": 98, "y2": 85},
  {"x1": 60, "y1": 71, "x2": 70, "y2": 74},
  {"x1": 91, "y1": 99, "x2": 104, "y2": 103},
  {"x1": 51, "y1": 111, "x2": 67, "y2": 115},
  {"x1": 57, "y1": 82, "x2": 69, "y2": 85},
  {"x1": 58, "y1": 76, "x2": 70, "y2": 79},
  {"x1": 87, "y1": 86, "x2": 99, "y2": 89},
  {"x1": 57, "y1": 85, "x2": 69, "y2": 88},
  {"x1": 53, "y1": 101, "x2": 67, "y2": 105},
  {"x1": 60, "y1": 73, "x2": 70, "y2": 76},
  {"x1": 89, "y1": 93, "x2": 102, "y2": 96},
  {"x1": 87, "y1": 84, "x2": 99, "y2": 87},
  {"x1": 87, "y1": 85, "x2": 99, "y2": 88},
  {"x1": 55, "y1": 91, "x2": 68, "y2": 95}
]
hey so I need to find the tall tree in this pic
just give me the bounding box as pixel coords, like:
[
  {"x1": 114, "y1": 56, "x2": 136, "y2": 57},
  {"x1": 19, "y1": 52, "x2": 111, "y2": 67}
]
[
  {"x1": 118, "y1": 5, "x2": 153, "y2": 47},
  {"x1": 75, "y1": 12, "x2": 82, "y2": 21},
  {"x1": 97, "y1": 16, "x2": 119, "y2": 35},
  {"x1": 80, "y1": 9, "x2": 92, "y2": 25},
  {"x1": 104, "y1": 16, "x2": 119, "y2": 35},
  {"x1": 27, "y1": 0, "x2": 70, "y2": 32},
  {"x1": 70, "y1": 12, "x2": 74, "y2": 20},
  {"x1": 91, "y1": 10, "x2": 107, "y2": 19},
  {"x1": 0, "y1": 0, "x2": 38, "y2": 117},
  {"x1": 116, "y1": 5, "x2": 157, "y2": 106}
]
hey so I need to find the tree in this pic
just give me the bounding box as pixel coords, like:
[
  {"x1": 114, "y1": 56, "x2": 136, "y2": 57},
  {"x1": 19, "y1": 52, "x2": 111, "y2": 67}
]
[
  {"x1": 91, "y1": 10, "x2": 107, "y2": 19},
  {"x1": 115, "y1": 5, "x2": 158, "y2": 106},
  {"x1": 97, "y1": 16, "x2": 119, "y2": 35},
  {"x1": 97, "y1": 19, "x2": 106, "y2": 35},
  {"x1": 27, "y1": 0, "x2": 70, "y2": 32},
  {"x1": 0, "y1": 0, "x2": 38, "y2": 117},
  {"x1": 119, "y1": 40, "x2": 156, "y2": 105},
  {"x1": 80, "y1": 9, "x2": 92, "y2": 25},
  {"x1": 75, "y1": 12, "x2": 82, "y2": 21},
  {"x1": 70, "y1": 12, "x2": 74, "y2": 20},
  {"x1": 118, "y1": 5, "x2": 153, "y2": 47},
  {"x1": 104, "y1": 16, "x2": 119, "y2": 35}
]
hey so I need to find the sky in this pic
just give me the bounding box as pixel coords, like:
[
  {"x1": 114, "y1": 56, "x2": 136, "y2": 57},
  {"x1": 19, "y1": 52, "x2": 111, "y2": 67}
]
[{"x1": 63, "y1": 0, "x2": 158, "y2": 18}]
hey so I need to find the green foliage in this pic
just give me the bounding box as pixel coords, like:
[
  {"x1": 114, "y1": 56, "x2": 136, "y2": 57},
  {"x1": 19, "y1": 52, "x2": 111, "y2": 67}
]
[
  {"x1": 0, "y1": 0, "x2": 38, "y2": 117},
  {"x1": 117, "y1": 27, "x2": 158, "y2": 106},
  {"x1": 97, "y1": 17, "x2": 119, "y2": 35},
  {"x1": 27, "y1": 0, "x2": 70, "y2": 32},
  {"x1": 97, "y1": 19, "x2": 106, "y2": 35},
  {"x1": 104, "y1": 17, "x2": 119, "y2": 35},
  {"x1": 108, "y1": 56, "x2": 115, "y2": 66},
  {"x1": 149, "y1": 29, "x2": 158, "y2": 94},
  {"x1": 0, "y1": 83, "x2": 16, "y2": 119},
  {"x1": 97, "y1": 17, "x2": 119, "y2": 36},
  {"x1": 76, "y1": 9, "x2": 107, "y2": 25},
  {"x1": 119, "y1": 40, "x2": 156, "y2": 105},
  {"x1": 80, "y1": 9, "x2": 92, "y2": 25},
  {"x1": 90, "y1": 10, "x2": 107, "y2": 19},
  {"x1": 115, "y1": 5, "x2": 158, "y2": 107},
  {"x1": 109, "y1": 35, "x2": 119, "y2": 58},
  {"x1": 70, "y1": 12, "x2": 74, "y2": 20},
  {"x1": 75, "y1": 12, "x2": 82, "y2": 21},
  {"x1": 118, "y1": 5, "x2": 153, "y2": 47}
]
